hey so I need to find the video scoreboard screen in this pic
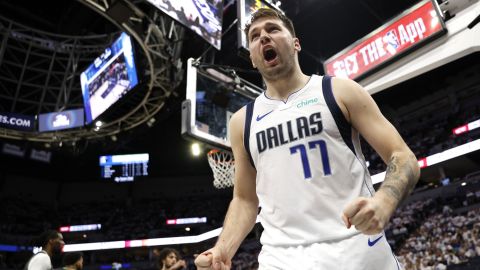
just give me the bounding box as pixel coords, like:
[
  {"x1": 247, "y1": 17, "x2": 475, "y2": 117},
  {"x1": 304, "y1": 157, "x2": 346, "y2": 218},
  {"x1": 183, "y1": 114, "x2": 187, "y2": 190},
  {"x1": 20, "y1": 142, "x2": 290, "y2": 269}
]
[
  {"x1": 80, "y1": 32, "x2": 138, "y2": 124},
  {"x1": 146, "y1": 0, "x2": 223, "y2": 49},
  {"x1": 99, "y1": 153, "x2": 149, "y2": 182}
]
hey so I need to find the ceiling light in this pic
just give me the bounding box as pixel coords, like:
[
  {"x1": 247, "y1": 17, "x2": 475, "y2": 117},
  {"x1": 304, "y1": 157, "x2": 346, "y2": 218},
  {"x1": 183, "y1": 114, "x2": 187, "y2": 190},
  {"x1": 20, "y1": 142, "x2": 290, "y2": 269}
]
[
  {"x1": 147, "y1": 118, "x2": 156, "y2": 127},
  {"x1": 191, "y1": 143, "x2": 201, "y2": 156}
]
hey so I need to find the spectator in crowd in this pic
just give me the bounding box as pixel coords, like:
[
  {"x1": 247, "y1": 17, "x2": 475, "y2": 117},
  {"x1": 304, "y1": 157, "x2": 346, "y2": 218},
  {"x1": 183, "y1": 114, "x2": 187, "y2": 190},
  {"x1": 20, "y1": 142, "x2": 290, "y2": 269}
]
[
  {"x1": 158, "y1": 248, "x2": 186, "y2": 270},
  {"x1": 60, "y1": 252, "x2": 83, "y2": 270},
  {"x1": 1, "y1": 181, "x2": 478, "y2": 270},
  {"x1": 396, "y1": 206, "x2": 480, "y2": 270}
]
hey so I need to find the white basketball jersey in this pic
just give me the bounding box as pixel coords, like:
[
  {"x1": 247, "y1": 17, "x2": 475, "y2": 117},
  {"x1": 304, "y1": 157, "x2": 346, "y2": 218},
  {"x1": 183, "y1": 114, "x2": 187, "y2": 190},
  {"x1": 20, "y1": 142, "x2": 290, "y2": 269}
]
[{"x1": 244, "y1": 75, "x2": 375, "y2": 246}]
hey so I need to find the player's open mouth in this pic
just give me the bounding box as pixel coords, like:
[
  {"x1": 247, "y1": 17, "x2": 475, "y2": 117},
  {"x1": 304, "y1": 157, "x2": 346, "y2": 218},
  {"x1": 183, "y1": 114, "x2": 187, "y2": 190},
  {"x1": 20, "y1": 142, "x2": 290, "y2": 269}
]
[{"x1": 263, "y1": 47, "x2": 278, "y2": 64}]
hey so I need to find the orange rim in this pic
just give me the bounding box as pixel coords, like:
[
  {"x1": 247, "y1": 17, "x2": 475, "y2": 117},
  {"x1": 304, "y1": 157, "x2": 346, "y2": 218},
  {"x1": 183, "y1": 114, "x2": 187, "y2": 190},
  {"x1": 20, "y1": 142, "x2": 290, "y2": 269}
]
[{"x1": 207, "y1": 149, "x2": 221, "y2": 156}]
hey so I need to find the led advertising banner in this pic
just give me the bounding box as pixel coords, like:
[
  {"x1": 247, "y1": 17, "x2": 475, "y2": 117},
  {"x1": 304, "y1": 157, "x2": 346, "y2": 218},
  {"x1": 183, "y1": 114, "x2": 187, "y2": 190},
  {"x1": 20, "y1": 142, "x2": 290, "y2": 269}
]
[
  {"x1": 38, "y1": 108, "x2": 84, "y2": 132},
  {"x1": 371, "y1": 138, "x2": 480, "y2": 184},
  {"x1": 2, "y1": 143, "x2": 26, "y2": 157},
  {"x1": 166, "y1": 217, "x2": 207, "y2": 225},
  {"x1": 0, "y1": 112, "x2": 35, "y2": 131},
  {"x1": 30, "y1": 149, "x2": 52, "y2": 163},
  {"x1": 60, "y1": 224, "x2": 102, "y2": 232},
  {"x1": 452, "y1": 119, "x2": 480, "y2": 135},
  {"x1": 324, "y1": 0, "x2": 446, "y2": 80}
]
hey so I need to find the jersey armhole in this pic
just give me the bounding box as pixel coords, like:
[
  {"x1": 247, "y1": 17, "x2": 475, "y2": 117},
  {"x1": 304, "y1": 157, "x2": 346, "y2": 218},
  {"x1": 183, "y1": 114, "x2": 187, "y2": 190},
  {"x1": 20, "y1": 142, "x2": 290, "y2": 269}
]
[
  {"x1": 322, "y1": 76, "x2": 356, "y2": 155},
  {"x1": 243, "y1": 101, "x2": 256, "y2": 168}
]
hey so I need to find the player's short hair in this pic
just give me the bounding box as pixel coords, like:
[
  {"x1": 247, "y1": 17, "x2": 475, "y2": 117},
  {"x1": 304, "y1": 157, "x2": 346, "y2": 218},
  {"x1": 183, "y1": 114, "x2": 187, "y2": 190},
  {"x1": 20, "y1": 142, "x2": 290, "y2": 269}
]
[
  {"x1": 244, "y1": 8, "x2": 296, "y2": 40},
  {"x1": 34, "y1": 230, "x2": 60, "y2": 248},
  {"x1": 158, "y1": 248, "x2": 181, "y2": 268},
  {"x1": 63, "y1": 252, "x2": 83, "y2": 266}
]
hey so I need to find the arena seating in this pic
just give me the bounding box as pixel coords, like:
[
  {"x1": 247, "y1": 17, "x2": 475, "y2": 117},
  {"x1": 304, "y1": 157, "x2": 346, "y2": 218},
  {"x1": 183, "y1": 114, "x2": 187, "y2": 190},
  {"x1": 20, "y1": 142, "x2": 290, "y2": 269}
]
[{"x1": 0, "y1": 171, "x2": 479, "y2": 269}]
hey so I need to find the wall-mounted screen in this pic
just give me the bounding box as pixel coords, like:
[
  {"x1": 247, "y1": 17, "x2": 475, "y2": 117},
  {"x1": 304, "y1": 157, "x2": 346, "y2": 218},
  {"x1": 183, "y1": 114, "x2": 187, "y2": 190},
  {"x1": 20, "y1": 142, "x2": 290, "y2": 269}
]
[
  {"x1": 146, "y1": 0, "x2": 223, "y2": 49},
  {"x1": 80, "y1": 32, "x2": 138, "y2": 124},
  {"x1": 99, "y1": 153, "x2": 149, "y2": 182},
  {"x1": 38, "y1": 108, "x2": 84, "y2": 132}
]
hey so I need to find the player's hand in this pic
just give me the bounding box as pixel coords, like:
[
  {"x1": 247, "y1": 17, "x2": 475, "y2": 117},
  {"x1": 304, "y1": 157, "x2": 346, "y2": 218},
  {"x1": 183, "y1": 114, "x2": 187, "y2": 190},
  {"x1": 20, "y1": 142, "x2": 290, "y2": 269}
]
[
  {"x1": 171, "y1": 259, "x2": 187, "y2": 269},
  {"x1": 342, "y1": 194, "x2": 395, "y2": 235},
  {"x1": 194, "y1": 247, "x2": 231, "y2": 270}
]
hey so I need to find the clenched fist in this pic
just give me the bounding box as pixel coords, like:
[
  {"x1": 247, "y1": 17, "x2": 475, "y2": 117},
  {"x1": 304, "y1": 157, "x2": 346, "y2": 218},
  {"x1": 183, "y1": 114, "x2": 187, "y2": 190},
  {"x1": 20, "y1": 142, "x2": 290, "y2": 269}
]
[
  {"x1": 195, "y1": 247, "x2": 232, "y2": 270},
  {"x1": 342, "y1": 193, "x2": 396, "y2": 235}
]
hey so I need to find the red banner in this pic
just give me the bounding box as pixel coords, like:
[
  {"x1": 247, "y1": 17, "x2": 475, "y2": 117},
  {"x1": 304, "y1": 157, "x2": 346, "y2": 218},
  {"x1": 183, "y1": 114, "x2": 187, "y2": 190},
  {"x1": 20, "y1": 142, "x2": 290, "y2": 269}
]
[
  {"x1": 453, "y1": 124, "x2": 469, "y2": 135},
  {"x1": 324, "y1": 0, "x2": 445, "y2": 80}
]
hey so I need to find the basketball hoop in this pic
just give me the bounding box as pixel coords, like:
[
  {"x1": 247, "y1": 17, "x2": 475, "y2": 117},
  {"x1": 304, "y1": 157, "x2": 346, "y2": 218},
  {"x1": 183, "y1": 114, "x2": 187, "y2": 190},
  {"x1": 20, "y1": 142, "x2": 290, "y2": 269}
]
[{"x1": 207, "y1": 149, "x2": 235, "y2": 189}]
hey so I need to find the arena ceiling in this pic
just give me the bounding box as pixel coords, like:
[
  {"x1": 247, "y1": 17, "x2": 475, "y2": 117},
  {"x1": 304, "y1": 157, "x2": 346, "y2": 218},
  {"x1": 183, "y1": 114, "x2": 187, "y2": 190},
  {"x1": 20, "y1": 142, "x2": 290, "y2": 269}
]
[
  {"x1": 0, "y1": 0, "x2": 421, "y2": 72},
  {"x1": 1, "y1": 0, "x2": 460, "y2": 182}
]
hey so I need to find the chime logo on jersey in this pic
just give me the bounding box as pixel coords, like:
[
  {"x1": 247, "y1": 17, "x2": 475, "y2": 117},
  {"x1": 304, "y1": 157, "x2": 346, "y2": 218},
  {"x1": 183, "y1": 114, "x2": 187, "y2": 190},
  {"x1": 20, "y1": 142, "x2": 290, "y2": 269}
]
[
  {"x1": 256, "y1": 112, "x2": 322, "y2": 153},
  {"x1": 296, "y1": 97, "x2": 320, "y2": 109}
]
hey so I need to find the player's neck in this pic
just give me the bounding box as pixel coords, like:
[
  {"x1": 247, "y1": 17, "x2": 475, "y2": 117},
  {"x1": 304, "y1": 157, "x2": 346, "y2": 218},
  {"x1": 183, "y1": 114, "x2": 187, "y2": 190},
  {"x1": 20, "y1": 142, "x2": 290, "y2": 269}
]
[
  {"x1": 44, "y1": 247, "x2": 53, "y2": 258},
  {"x1": 264, "y1": 67, "x2": 310, "y2": 102}
]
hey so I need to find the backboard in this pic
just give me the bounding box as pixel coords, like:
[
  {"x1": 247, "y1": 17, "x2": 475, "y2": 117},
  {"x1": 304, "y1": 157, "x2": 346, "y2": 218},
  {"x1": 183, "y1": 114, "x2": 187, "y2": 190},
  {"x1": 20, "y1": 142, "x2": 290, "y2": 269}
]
[{"x1": 181, "y1": 58, "x2": 263, "y2": 149}]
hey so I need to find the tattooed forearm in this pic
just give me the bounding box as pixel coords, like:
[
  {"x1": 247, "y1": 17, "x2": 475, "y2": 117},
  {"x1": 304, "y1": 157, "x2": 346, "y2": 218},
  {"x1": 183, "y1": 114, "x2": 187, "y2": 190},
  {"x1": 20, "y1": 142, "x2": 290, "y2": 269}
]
[
  {"x1": 379, "y1": 153, "x2": 420, "y2": 205},
  {"x1": 380, "y1": 156, "x2": 403, "y2": 202}
]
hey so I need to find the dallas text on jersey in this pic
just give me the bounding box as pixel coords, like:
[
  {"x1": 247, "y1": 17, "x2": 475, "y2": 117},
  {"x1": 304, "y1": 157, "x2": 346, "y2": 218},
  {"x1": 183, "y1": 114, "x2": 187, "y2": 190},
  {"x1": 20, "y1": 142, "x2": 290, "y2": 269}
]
[{"x1": 256, "y1": 112, "x2": 322, "y2": 153}]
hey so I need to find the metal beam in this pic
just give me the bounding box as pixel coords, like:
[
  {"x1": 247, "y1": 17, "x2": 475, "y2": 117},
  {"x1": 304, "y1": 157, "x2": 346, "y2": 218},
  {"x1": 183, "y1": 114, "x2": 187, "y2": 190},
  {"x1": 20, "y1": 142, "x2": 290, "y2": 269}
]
[
  {"x1": 62, "y1": 54, "x2": 80, "y2": 110},
  {"x1": 0, "y1": 1, "x2": 182, "y2": 142},
  {"x1": 10, "y1": 40, "x2": 32, "y2": 112},
  {"x1": 359, "y1": 0, "x2": 385, "y2": 23},
  {"x1": 0, "y1": 21, "x2": 11, "y2": 68},
  {"x1": 55, "y1": 42, "x2": 76, "y2": 111},
  {"x1": 36, "y1": 50, "x2": 57, "y2": 115}
]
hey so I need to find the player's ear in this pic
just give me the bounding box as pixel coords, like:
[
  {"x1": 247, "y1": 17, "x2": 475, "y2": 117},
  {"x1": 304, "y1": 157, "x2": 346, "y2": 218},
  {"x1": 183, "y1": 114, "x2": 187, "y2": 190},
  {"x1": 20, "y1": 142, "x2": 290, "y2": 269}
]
[
  {"x1": 250, "y1": 55, "x2": 257, "y2": 68},
  {"x1": 294, "y1": 37, "x2": 301, "y2": 52}
]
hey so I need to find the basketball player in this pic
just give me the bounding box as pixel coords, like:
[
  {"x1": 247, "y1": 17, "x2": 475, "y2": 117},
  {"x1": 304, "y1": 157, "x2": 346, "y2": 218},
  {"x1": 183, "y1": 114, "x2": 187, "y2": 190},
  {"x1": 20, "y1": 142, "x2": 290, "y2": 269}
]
[
  {"x1": 25, "y1": 230, "x2": 65, "y2": 270},
  {"x1": 195, "y1": 8, "x2": 420, "y2": 270}
]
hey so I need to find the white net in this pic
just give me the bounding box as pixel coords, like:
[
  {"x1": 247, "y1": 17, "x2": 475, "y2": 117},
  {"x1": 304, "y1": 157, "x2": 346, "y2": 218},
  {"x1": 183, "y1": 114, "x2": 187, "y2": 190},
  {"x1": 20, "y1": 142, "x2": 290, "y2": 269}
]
[{"x1": 207, "y1": 149, "x2": 235, "y2": 189}]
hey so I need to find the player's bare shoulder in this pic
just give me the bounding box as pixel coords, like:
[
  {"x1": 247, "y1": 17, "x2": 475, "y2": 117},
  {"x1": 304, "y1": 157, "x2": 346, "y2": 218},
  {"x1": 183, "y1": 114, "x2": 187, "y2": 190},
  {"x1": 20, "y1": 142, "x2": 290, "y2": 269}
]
[
  {"x1": 330, "y1": 77, "x2": 357, "y2": 123},
  {"x1": 229, "y1": 106, "x2": 247, "y2": 137},
  {"x1": 331, "y1": 76, "x2": 374, "y2": 122},
  {"x1": 331, "y1": 77, "x2": 366, "y2": 101}
]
